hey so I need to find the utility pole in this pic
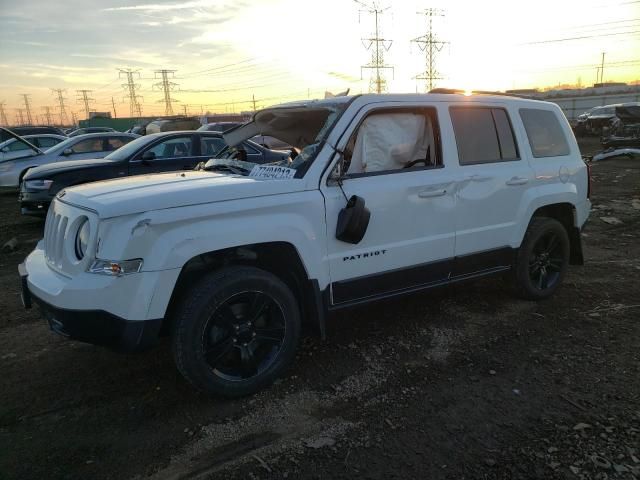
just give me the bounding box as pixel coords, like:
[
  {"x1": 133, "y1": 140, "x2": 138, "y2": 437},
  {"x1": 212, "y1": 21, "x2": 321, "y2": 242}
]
[
  {"x1": 358, "y1": 1, "x2": 393, "y2": 93},
  {"x1": 42, "y1": 106, "x2": 53, "y2": 124},
  {"x1": 154, "y1": 69, "x2": 179, "y2": 116},
  {"x1": 181, "y1": 104, "x2": 188, "y2": 116},
  {"x1": 118, "y1": 68, "x2": 143, "y2": 118},
  {"x1": 16, "y1": 109, "x2": 25, "y2": 126},
  {"x1": 51, "y1": 89, "x2": 69, "y2": 125},
  {"x1": 600, "y1": 52, "x2": 606, "y2": 84},
  {"x1": 20, "y1": 94, "x2": 34, "y2": 125},
  {"x1": 111, "y1": 97, "x2": 118, "y2": 118},
  {"x1": 71, "y1": 111, "x2": 78, "y2": 126},
  {"x1": 0, "y1": 101, "x2": 8, "y2": 125},
  {"x1": 411, "y1": 8, "x2": 448, "y2": 92},
  {"x1": 76, "y1": 89, "x2": 94, "y2": 119},
  {"x1": 252, "y1": 94, "x2": 257, "y2": 112}
]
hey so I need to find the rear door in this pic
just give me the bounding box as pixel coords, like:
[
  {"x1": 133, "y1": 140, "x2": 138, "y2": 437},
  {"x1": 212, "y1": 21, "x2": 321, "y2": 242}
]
[
  {"x1": 128, "y1": 134, "x2": 198, "y2": 175},
  {"x1": 448, "y1": 104, "x2": 536, "y2": 275}
]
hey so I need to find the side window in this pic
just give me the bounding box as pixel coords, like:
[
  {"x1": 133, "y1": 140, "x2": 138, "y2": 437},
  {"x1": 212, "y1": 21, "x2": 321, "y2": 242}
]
[
  {"x1": 37, "y1": 137, "x2": 61, "y2": 148},
  {"x1": 519, "y1": 108, "x2": 570, "y2": 158},
  {"x1": 200, "y1": 137, "x2": 226, "y2": 156},
  {"x1": 71, "y1": 138, "x2": 104, "y2": 154},
  {"x1": 145, "y1": 137, "x2": 193, "y2": 159},
  {"x1": 105, "y1": 137, "x2": 127, "y2": 152},
  {"x1": 449, "y1": 107, "x2": 519, "y2": 165},
  {"x1": 344, "y1": 109, "x2": 441, "y2": 176},
  {"x1": 7, "y1": 140, "x2": 31, "y2": 152}
]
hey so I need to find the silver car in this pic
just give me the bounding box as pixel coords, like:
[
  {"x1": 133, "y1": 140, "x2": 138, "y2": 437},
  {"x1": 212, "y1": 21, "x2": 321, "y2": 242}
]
[
  {"x1": 0, "y1": 134, "x2": 67, "y2": 162},
  {"x1": 0, "y1": 129, "x2": 139, "y2": 189}
]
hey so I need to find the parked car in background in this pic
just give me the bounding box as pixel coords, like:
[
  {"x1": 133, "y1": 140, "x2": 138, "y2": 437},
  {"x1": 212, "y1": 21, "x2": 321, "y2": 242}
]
[
  {"x1": 585, "y1": 105, "x2": 618, "y2": 135},
  {"x1": 0, "y1": 134, "x2": 66, "y2": 162},
  {"x1": 145, "y1": 118, "x2": 201, "y2": 134},
  {"x1": 19, "y1": 131, "x2": 289, "y2": 215},
  {"x1": 198, "y1": 122, "x2": 291, "y2": 149},
  {"x1": 0, "y1": 132, "x2": 138, "y2": 189},
  {"x1": 10, "y1": 126, "x2": 67, "y2": 136},
  {"x1": 197, "y1": 122, "x2": 243, "y2": 132},
  {"x1": 67, "y1": 127, "x2": 116, "y2": 137}
]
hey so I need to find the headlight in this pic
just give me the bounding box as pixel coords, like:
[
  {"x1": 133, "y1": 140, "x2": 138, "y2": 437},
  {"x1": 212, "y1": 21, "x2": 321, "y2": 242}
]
[
  {"x1": 89, "y1": 259, "x2": 143, "y2": 276},
  {"x1": 24, "y1": 179, "x2": 53, "y2": 191},
  {"x1": 74, "y1": 219, "x2": 90, "y2": 260}
]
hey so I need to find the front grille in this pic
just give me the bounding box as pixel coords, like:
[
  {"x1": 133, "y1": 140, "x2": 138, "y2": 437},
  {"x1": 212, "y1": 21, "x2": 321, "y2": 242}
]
[{"x1": 43, "y1": 205, "x2": 70, "y2": 268}]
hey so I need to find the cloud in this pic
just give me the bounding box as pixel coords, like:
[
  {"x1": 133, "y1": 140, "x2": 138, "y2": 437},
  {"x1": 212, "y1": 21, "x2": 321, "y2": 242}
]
[{"x1": 103, "y1": 0, "x2": 238, "y2": 12}]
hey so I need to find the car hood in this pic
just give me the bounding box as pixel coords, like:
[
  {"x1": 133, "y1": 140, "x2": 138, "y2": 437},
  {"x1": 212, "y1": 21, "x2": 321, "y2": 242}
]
[
  {"x1": 24, "y1": 158, "x2": 114, "y2": 179},
  {"x1": 60, "y1": 170, "x2": 306, "y2": 219}
]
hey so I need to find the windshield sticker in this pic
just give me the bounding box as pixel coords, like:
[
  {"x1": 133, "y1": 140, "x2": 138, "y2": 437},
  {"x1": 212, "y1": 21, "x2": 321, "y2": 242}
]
[{"x1": 249, "y1": 165, "x2": 297, "y2": 180}]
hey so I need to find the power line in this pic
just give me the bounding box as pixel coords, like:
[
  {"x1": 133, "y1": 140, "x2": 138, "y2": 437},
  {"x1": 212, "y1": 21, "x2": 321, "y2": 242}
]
[
  {"x1": 51, "y1": 89, "x2": 69, "y2": 125},
  {"x1": 118, "y1": 68, "x2": 144, "y2": 117},
  {"x1": 76, "y1": 89, "x2": 94, "y2": 120},
  {"x1": 154, "y1": 69, "x2": 179, "y2": 116},
  {"x1": 20, "y1": 94, "x2": 34, "y2": 125},
  {"x1": 411, "y1": 8, "x2": 448, "y2": 92},
  {"x1": 525, "y1": 29, "x2": 640, "y2": 45},
  {"x1": 357, "y1": 1, "x2": 394, "y2": 93}
]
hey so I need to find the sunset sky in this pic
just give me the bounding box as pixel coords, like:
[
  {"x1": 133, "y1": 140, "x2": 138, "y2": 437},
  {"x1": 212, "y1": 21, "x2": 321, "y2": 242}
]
[{"x1": 0, "y1": 0, "x2": 638, "y2": 123}]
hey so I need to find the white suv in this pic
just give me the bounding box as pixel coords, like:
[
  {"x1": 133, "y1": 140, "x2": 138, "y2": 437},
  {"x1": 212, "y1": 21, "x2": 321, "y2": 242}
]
[{"x1": 19, "y1": 93, "x2": 591, "y2": 397}]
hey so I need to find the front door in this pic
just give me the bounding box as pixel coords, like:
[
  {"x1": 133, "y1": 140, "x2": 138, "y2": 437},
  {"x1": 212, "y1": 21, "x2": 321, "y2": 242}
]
[
  {"x1": 129, "y1": 134, "x2": 198, "y2": 175},
  {"x1": 321, "y1": 106, "x2": 457, "y2": 306}
]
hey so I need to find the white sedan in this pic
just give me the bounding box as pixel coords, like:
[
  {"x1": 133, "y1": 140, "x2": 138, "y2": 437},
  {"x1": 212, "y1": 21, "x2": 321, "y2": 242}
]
[{"x1": 0, "y1": 129, "x2": 139, "y2": 189}]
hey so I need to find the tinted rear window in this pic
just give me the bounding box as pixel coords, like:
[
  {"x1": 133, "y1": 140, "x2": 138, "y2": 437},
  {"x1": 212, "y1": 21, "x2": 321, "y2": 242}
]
[
  {"x1": 450, "y1": 107, "x2": 519, "y2": 165},
  {"x1": 519, "y1": 108, "x2": 570, "y2": 158}
]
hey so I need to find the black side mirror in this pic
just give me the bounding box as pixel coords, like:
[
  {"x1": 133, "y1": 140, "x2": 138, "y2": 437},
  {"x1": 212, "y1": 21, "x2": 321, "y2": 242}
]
[
  {"x1": 141, "y1": 151, "x2": 156, "y2": 163},
  {"x1": 336, "y1": 195, "x2": 371, "y2": 244},
  {"x1": 62, "y1": 148, "x2": 73, "y2": 156}
]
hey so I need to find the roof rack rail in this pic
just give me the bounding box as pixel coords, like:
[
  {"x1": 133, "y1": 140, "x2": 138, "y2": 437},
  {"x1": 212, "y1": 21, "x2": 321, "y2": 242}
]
[{"x1": 428, "y1": 88, "x2": 531, "y2": 98}]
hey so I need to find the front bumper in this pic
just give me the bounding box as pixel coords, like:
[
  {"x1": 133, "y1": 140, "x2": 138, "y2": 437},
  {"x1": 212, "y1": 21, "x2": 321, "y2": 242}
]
[
  {"x1": 20, "y1": 245, "x2": 181, "y2": 351},
  {"x1": 19, "y1": 189, "x2": 52, "y2": 216}
]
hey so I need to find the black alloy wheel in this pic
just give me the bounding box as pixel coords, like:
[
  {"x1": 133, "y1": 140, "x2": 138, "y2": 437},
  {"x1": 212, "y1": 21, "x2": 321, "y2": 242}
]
[
  {"x1": 202, "y1": 291, "x2": 286, "y2": 381},
  {"x1": 512, "y1": 217, "x2": 570, "y2": 300},
  {"x1": 528, "y1": 231, "x2": 564, "y2": 291}
]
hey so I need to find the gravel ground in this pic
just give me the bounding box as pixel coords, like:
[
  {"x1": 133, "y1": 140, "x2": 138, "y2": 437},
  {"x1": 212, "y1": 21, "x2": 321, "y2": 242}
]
[{"x1": 0, "y1": 137, "x2": 638, "y2": 480}]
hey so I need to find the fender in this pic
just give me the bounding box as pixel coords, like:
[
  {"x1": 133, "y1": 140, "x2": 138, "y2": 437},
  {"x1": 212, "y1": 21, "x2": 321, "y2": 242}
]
[{"x1": 96, "y1": 189, "x2": 331, "y2": 289}]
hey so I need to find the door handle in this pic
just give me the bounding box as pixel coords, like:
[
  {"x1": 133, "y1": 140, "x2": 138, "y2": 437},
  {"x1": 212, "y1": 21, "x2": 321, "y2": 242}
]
[
  {"x1": 418, "y1": 188, "x2": 447, "y2": 198},
  {"x1": 464, "y1": 174, "x2": 492, "y2": 182},
  {"x1": 506, "y1": 176, "x2": 529, "y2": 186}
]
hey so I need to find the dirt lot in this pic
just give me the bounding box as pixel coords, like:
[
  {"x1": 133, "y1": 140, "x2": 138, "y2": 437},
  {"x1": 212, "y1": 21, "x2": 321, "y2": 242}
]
[{"x1": 1, "y1": 138, "x2": 638, "y2": 480}]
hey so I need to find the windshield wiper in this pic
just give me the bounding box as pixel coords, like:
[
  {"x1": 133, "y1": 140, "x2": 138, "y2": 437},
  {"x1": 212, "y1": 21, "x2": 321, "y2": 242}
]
[{"x1": 204, "y1": 164, "x2": 251, "y2": 175}]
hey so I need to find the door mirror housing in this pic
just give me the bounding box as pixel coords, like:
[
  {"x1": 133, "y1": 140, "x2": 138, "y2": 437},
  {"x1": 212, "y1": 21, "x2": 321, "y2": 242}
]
[
  {"x1": 141, "y1": 150, "x2": 156, "y2": 163},
  {"x1": 62, "y1": 148, "x2": 73, "y2": 156},
  {"x1": 336, "y1": 195, "x2": 371, "y2": 244}
]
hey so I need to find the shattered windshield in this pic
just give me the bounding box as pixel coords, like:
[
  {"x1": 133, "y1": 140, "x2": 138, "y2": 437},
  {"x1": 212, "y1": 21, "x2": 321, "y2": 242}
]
[{"x1": 202, "y1": 102, "x2": 347, "y2": 178}]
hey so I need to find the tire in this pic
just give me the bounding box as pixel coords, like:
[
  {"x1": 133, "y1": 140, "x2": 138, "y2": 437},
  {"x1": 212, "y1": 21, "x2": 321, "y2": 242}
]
[
  {"x1": 512, "y1": 217, "x2": 570, "y2": 300},
  {"x1": 171, "y1": 266, "x2": 301, "y2": 397}
]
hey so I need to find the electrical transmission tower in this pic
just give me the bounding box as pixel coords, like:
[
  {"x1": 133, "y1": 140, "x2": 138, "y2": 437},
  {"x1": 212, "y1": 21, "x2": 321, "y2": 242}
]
[
  {"x1": 51, "y1": 89, "x2": 69, "y2": 125},
  {"x1": 154, "y1": 70, "x2": 179, "y2": 116},
  {"x1": 118, "y1": 69, "x2": 143, "y2": 118},
  {"x1": 411, "y1": 8, "x2": 448, "y2": 92},
  {"x1": 76, "y1": 89, "x2": 94, "y2": 119},
  {"x1": 0, "y1": 102, "x2": 8, "y2": 125},
  {"x1": 20, "y1": 94, "x2": 34, "y2": 125},
  {"x1": 357, "y1": 1, "x2": 393, "y2": 94},
  {"x1": 71, "y1": 111, "x2": 78, "y2": 126},
  {"x1": 42, "y1": 106, "x2": 54, "y2": 124},
  {"x1": 16, "y1": 109, "x2": 25, "y2": 126}
]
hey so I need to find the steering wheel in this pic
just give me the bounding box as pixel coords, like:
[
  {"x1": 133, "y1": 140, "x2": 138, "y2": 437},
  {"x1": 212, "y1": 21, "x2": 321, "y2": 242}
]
[{"x1": 403, "y1": 146, "x2": 431, "y2": 169}]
